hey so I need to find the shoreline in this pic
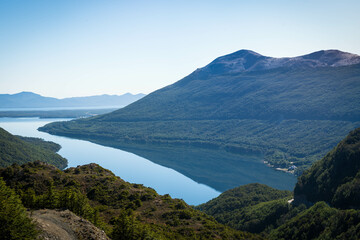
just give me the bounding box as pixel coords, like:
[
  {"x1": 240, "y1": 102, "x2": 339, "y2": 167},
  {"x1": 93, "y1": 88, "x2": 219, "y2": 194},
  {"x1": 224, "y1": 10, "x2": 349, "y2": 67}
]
[{"x1": 263, "y1": 161, "x2": 296, "y2": 174}]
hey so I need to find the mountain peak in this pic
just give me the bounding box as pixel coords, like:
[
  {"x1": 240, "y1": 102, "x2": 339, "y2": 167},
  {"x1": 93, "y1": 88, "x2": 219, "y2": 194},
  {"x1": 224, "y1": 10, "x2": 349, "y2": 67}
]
[
  {"x1": 15, "y1": 91, "x2": 41, "y2": 96},
  {"x1": 298, "y1": 49, "x2": 360, "y2": 67},
  {"x1": 228, "y1": 49, "x2": 264, "y2": 57},
  {"x1": 195, "y1": 49, "x2": 360, "y2": 77}
]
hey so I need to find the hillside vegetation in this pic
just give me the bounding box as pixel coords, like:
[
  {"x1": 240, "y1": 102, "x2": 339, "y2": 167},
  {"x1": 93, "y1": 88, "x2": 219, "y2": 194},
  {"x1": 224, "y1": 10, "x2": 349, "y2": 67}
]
[
  {"x1": 198, "y1": 181, "x2": 360, "y2": 239},
  {"x1": 197, "y1": 128, "x2": 360, "y2": 239},
  {"x1": 40, "y1": 50, "x2": 360, "y2": 173},
  {"x1": 269, "y1": 202, "x2": 360, "y2": 240},
  {"x1": 197, "y1": 183, "x2": 292, "y2": 216},
  {"x1": 18, "y1": 136, "x2": 61, "y2": 152},
  {"x1": 196, "y1": 183, "x2": 292, "y2": 233},
  {"x1": 1, "y1": 121, "x2": 360, "y2": 239},
  {"x1": 0, "y1": 127, "x2": 67, "y2": 169},
  {"x1": 0, "y1": 177, "x2": 38, "y2": 239},
  {"x1": 0, "y1": 161, "x2": 262, "y2": 240},
  {"x1": 294, "y1": 127, "x2": 360, "y2": 209}
]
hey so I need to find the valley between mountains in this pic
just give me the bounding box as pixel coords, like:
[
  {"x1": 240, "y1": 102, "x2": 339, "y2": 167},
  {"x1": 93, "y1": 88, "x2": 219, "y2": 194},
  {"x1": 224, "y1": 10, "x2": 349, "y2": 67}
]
[{"x1": 0, "y1": 125, "x2": 359, "y2": 239}]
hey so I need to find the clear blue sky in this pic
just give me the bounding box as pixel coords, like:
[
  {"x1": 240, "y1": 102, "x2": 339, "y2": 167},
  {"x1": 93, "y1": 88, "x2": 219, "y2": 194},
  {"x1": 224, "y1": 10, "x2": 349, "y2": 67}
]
[{"x1": 1, "y1": 0, "x2": 359, "y2": 98}]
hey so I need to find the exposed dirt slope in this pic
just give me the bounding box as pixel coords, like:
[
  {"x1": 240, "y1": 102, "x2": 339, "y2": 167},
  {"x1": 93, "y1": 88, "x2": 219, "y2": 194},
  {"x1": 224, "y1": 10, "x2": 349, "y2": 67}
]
[{"x1": 31, "y1": 209, "x2": 109, "y2": 240}]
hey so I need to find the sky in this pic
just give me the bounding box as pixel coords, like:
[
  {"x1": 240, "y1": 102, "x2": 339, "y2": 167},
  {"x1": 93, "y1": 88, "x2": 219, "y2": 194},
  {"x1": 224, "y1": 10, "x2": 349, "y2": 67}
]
[{"x1": 0, "y1": 0, "x2": 359, "y2": 98}]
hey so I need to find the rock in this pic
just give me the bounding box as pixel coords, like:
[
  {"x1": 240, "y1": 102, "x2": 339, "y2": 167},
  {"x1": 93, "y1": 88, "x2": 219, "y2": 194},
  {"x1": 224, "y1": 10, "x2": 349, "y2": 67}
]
[{"x1": 30, "y1": 209, "x2": 109, "y2": 240}]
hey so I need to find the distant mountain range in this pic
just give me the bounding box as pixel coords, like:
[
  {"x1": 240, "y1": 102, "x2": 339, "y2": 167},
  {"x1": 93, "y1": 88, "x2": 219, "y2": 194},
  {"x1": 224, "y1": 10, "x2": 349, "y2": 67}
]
[
  {"x1": 0, "y1": 92, "x2": 145, "y2": 109},
  {"x1": 40, "y1": 49, "x2": 360, "y2": 174}
]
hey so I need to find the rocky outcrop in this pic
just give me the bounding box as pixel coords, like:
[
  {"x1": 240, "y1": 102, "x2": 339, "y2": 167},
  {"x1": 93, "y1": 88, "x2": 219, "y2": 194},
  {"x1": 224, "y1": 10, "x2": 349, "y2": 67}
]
[{"x1": 31, "y1": 209, "x2": 109, "y2": 240}]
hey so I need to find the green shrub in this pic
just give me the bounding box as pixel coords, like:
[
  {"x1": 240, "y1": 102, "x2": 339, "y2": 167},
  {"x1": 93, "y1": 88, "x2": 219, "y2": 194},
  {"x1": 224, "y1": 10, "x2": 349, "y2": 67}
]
[{"x1": 0, "y1": 178, "x2": 38, "y2": 239}]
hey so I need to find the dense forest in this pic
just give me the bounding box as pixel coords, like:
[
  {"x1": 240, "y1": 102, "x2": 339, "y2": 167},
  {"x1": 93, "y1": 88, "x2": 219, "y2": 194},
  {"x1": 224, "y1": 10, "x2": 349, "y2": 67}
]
[
  {"x1": 40, "y1": 51, "x2": 360, "y2": 173},
  {"x1": 0, "y1": 127, "x2": 67, "y2": 169},
  {"x1": 294, "y1": 127, "x2": 360, "y2": 209},
  {"x1": 0, "y1": 177, "x2": 38, "y2": 239},
  {"x1": 196, "y1": 184, "x2": 293, "y2": 233},
  {"x1": 197, "y1": 127, "x2": 360, "y2": 239},
  {"x1": 270, "y1": 202, "x2": 360, "y2": 240},
  {"x1": 198, "y1": 182, "x2": 360, "y2": 239}
]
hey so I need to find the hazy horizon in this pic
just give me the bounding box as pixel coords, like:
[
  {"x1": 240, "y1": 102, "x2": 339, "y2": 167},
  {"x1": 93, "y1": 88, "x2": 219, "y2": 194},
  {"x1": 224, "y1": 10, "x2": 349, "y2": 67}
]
[
  {"x1": 0, "y1": 91, "x2": 146, "y2": 99},
  {"x1": 1, "y1": 0, "x2": 359, "y2": 98}
]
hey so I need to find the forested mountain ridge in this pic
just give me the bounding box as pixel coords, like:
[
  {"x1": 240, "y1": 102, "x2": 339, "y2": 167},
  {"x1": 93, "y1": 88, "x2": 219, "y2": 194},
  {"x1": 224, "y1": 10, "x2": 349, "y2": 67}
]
[
  {"x1": 40, "y1": 50, "x2": 360, "y2": 172},
  {"x1": 197, "y1": 129, "x2": 360, "y2": 239},
  {"x1": 197, "y1": 181, "x2": 360, "y2": 239},
  {"x1": 196, "y1": 183, "x2": 293, "y2": 233},
  {"x1": 0, "y1": 127, "x2": 67, "y2": 169},
  {"x1": 197, "y1": 183, "x2": 292, "y2": 215},
  {"x1": 294, "y1": 127, "x2": 360, "y2": 208},
  {"x1": 93, "y1": 50, "x2": 360, "y2": 122}
]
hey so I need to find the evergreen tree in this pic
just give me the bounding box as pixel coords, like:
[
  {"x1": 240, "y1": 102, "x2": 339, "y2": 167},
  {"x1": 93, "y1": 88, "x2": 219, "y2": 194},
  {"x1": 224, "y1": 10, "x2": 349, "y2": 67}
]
[
  {"x1": 111, "y1": 211, "x2": 155, "y2": 240},
  {"x1": 0, "y1": 178, "x2": 38, "y2": 239}
]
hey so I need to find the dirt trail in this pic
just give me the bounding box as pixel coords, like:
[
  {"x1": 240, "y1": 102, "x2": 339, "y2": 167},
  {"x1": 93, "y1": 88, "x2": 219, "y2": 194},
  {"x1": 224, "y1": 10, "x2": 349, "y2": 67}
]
[{"x1": 31, "y1": 209, "x2": 109, "y2": 240}]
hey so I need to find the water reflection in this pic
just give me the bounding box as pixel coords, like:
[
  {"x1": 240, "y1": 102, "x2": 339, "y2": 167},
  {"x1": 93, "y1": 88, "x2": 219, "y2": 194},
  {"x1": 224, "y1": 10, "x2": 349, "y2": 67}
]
[
  {"x1": 0, "y1": 118, "x2": 220, "y2": 205},
  {"x1": 83, "y1": 140, "x2": 297, "y2": 192},
  {"x1": 0, "y1": 118, "x2": 296, "y2": 204}
]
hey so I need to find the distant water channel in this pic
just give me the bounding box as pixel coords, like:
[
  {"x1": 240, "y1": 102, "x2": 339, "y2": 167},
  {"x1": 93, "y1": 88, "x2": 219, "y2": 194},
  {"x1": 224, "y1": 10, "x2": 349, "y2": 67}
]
[{"x1": 0, "y1": 118, "x2": 296, "y2": 205}]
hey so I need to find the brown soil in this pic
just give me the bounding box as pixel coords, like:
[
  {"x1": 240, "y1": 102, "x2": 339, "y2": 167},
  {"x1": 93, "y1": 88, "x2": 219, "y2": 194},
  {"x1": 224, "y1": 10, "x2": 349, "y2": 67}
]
[{"x1": 30, "y1": 209, "x2": 109, "y2": 240}]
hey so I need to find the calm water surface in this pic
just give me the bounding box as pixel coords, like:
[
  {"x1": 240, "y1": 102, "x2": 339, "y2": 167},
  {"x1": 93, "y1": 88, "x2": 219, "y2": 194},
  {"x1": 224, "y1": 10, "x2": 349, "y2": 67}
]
[{"x1": 0, "y1": 118, "x2": 221, "y2": 205}]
